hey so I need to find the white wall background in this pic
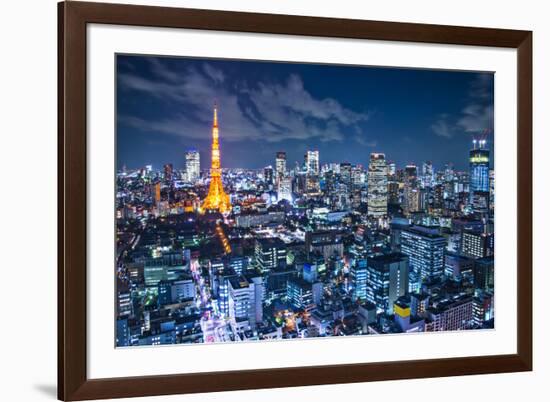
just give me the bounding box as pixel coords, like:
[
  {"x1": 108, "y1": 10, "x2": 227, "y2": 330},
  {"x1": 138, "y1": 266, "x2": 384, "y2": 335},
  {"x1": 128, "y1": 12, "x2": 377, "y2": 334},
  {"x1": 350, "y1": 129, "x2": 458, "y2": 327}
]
[{"x1": 0, "y1": 0, "x2": 545, "y2": 401}]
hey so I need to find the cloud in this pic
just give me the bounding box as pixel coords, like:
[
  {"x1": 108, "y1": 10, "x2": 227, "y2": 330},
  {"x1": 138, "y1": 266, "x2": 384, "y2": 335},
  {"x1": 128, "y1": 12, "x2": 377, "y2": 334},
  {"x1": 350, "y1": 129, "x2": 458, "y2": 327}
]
[
  {"x1": 354, "y1": 135, "x2": 377, "y2": 147},
  {"x1": 118, "y1": 58, "x2": 370, "y2": 144},
  {"x1": 457, "y1": 104, "x2": 494, "y2": 133},
  {"x1": 431, "y1": 115, "x2": 455, "y2": 138},
  {"x1": 430, "y1": 73, "x2": 494, "y2": 139}
]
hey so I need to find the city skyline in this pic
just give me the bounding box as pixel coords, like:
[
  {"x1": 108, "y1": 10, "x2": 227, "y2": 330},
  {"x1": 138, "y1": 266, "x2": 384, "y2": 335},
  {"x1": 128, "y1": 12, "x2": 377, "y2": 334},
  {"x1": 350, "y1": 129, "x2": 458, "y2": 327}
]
[
  {"x1": 116, "y1": 55, "x2": 495, "y2": 347},
  {"x1": 117, "y1": 55, "x2": 494, "y2": 171}
]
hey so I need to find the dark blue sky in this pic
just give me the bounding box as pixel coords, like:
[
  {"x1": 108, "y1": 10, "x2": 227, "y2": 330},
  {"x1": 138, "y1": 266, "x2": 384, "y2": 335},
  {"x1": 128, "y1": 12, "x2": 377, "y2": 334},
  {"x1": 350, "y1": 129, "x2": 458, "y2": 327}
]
[{"x1": 117, "y1": 54, "x2": 494, "y2": 172}]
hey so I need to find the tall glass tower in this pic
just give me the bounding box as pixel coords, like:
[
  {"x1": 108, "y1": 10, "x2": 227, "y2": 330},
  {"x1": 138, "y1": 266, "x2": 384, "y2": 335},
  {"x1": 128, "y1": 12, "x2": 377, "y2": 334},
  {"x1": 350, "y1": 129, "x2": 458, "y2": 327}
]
[{"x1": 469, "y1": 139, "x2": 490, "y2": 194}]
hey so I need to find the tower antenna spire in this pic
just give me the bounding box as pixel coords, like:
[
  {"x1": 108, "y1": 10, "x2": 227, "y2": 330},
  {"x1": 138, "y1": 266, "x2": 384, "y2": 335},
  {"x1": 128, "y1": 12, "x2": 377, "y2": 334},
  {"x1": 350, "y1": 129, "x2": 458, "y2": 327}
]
[{"x1": 202, "y1": 102, "x2": 231, "y2": 214}]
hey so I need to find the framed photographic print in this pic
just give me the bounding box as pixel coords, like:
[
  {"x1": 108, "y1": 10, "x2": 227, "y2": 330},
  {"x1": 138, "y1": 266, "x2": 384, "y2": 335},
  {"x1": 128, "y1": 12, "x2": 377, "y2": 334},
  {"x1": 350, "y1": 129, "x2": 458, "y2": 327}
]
[{"x1": 58, "y1": 1, "x2": 532, "y2": 400}]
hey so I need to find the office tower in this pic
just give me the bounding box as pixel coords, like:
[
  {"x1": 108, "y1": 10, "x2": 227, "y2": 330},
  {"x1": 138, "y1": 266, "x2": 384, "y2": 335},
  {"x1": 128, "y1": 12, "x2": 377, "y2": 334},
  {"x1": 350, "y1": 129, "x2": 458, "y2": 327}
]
[
  {"x1": 202, "y1": 104, "x2": 231, "y2": 213},
  {"x1": 264, "y1": 165, "x2": 274, "y2": 188},
  {"x1": 171, "y1": 278, "x2": 196, "y2": 301},
  {"x1": 305, "y1": 150, "x2": 320, "y2": 175},
  {"x1": 461, "y1": 231, "x2": 494, "y2": 258},
  {"x1": 277, "y1": 176, "x2": 293, "y2": 202},
  {"x1": 287, "y1": 277, "x2": 322, "y2": 310},
  {"x1": 228, "y1": 275, "x2": 263, "y2": 327},
  {"x1": 254, "y1": 238, "x2": 287, "y2": 272},
  {"x1": 117, "y1": 291, "x2": 132, "y2": 317},
  {"x1": 400, "y1": 226, "x2": 446, "y2": 280},
  {"x1": 425, "y1": 296, "x2": 474, "y2": 331},
  {"x1": 388, "y1": 161, "x2": 396, "y2": 177},
  {"x1": 339, "y1": 162, "x2": 352, "y2": 189},
  {"x1": 163, "y1": 163, "x2": 173, "y2": 182},
  {"x1": 444, "y1": 253, "x2": 475, "y2": 282},
  {"x1": 304, "y1": 152, "x2": 321, "y2": 193},
  {"x1": 388, "y1": 181, "x2": 400, "y2": 205},
  {"x1": 351, "y1": 165, "x2": 364, "y2": 191},
  {"x1": 469, "y1": 139, "x2": 490, "y2": 198},
  {"x1": 405, "y1": 186, "x2": 421, "y2": 214},
  {"x1": 474, "y1": 257, "x2": 494, "y2": 291},
  {"x1": 366, "y1": 253, "x2": 409, "y2": 314},
  {"x1": 157, "y1": 280, "x2": 173, "y2": 306},
  {"x1": 185, "y1": 149, "x2": 200, "y2": 183},
  {"x1": 351, "y1": 259, "x2": 368, "y2": 301},
  {"x1": 405, "y1": 164, "x2": 418, "y2": 183},
  {"x1": 275, "y1": 151, "x2": 287, "y2": 185},
  {"x1": 422, "y1": 161, "x2": 434, "y2": 188},
  {"x1": 305, "y1": 230, "x2": 344, "y2": 260},
  {"x1": 228, "y1": 256, "x2": 248, "y2": 275},
  {"x1": 367, "y1": 153, "x2": 388, "y2": 217}
]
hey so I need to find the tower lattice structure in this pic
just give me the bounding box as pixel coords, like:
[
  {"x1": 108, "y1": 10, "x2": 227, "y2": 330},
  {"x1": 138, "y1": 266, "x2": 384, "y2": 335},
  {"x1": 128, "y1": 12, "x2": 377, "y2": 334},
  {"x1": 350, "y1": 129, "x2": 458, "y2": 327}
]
[{"x1": 202, "y1": 105, "x2": 231, "y2": 213}]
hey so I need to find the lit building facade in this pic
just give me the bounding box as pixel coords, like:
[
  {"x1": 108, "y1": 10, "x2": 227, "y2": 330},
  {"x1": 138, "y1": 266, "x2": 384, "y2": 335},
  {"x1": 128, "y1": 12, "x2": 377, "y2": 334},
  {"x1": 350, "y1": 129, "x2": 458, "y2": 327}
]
[
  {"x1": 367, "y1": 153, "x2": 388, "y2": 217},
  {"x1": 366, "y1": 253, "x2": 409, "y2": 314},
  {"x1": 185, "y1": 149, "x2": 200, "y2": 183},
  {"x1": 469, "y1": 140, "x2": 490, "y2": 195},
  {"x1": 401, "y1": 226, "x2": 446, "y2": 280}
]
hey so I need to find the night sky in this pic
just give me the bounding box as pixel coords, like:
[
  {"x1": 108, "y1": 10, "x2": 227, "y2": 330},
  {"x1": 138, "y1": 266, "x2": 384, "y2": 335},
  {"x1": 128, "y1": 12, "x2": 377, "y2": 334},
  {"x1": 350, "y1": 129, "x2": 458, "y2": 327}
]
[{"x1": 116, "y1": 54, "x2": 494, "y2": 172}]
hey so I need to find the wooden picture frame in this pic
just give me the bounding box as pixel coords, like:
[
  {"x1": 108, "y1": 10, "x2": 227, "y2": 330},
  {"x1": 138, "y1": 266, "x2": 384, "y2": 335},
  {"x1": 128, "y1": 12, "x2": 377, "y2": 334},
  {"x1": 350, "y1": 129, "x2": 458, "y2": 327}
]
[{"x1": 58, "y1": 1, "x2": 532, "y2": 400}]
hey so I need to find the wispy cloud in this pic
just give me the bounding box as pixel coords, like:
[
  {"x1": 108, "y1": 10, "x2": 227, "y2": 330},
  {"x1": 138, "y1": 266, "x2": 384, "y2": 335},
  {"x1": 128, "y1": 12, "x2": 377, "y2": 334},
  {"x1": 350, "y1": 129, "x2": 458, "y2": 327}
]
[
  {"x1": 117, "y1": 58, "x2": 370, "y2": 144},
  {"x1": 431, "y1": 114, "x2": 455, "y2": 138},
  {"x1": 430, "y1": 73, "x2": 494, "y2": 139}
]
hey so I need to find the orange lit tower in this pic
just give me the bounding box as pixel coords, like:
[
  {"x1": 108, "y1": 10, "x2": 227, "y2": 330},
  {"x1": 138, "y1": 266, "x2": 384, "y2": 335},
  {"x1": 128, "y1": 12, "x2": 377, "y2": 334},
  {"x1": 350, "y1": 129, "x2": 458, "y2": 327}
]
[{"x1": 202, "y1": 104, "x2": 231, "y2": 213}]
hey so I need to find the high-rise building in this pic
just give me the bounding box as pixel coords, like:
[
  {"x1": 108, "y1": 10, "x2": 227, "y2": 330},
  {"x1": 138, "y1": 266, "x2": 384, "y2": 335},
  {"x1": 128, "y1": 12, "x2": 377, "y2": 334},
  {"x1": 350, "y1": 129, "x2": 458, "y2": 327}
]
[
  {"x1": 254, "y1": 238, "x2": 287, "y2": 272},
  {"x1": 474, "y1": 257, "x2": 494, "y2": 291},
  {"x1": 401, "y1": 226, "x2": 446, "y2": 280},
  {"x1": 367, "y1": 153, "x2": 388, "y2": 217},
  {"x1": 163, "y1": 163, "x2": 173, "y2": 182},
  {"x1": 264, "y1": 165, "x2": 274, "y2": 188},
  {"x1": 388, "y1": 162, "x2": 396, "y2": 177},
  {"x1": 185, "y1": 150, "x2": 200, "y2": 183},
  {"x1": 461, "y1": 231, "x2": 494, "y2": 258},
  {"x1": 469, "y1": 139, "x2": 490, "y2": 195},
  {"x1": 351, "y1": 259, "x2": 368, "y2": 301},
  {"x1": 405, "y1": 164, "x2": 418, "y2": 183},
  {"x1": 305, "y1": 150, "x2": 320, "y2": 175},
  {"x1": 228, "y1": 275, "x2": 263, "y2": 327},
  {"x1": 366, "y1": 253, "x2": 409, "y2": 314},
  {"x1": 275, "y1": 151, "x2": 287, "y2": 185},
  {"x1": 202, "y1": 104, "x2": 231, "y2": 213},
  {"x1": 339, "y1": 162, "x2": 352, "y2": 189},
  {"x1": 287, "y1": 277, "x2": 322, "y2": 310},
  {"x1": 421, "y1": 161, "x2": 434, "y2": 188},
  {"x1": 425, "y1": 296, "x2": 474, "y2": 331},
  {"x1": 277, "y1": 176, "x2": 293, "y2": 202}
]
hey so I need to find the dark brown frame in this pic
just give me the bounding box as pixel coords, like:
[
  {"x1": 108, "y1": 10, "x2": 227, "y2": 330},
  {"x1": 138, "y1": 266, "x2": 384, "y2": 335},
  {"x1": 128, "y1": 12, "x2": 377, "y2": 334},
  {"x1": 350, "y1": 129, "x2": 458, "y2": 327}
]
[{"x1": 58, "y1": 1, "x2": 532, "y2": 400}]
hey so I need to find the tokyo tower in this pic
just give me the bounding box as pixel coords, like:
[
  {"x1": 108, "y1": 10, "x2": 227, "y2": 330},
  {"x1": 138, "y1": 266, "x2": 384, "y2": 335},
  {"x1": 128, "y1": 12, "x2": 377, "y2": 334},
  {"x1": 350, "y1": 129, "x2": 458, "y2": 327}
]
[{"x1": 201, "y1": 104, "x2": 231, "y2": 213}]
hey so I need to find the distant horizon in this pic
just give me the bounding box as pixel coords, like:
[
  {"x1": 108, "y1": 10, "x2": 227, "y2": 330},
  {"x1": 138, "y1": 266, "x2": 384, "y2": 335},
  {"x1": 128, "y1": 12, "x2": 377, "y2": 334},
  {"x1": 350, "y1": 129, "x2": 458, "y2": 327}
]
[{"x1": 117, "y1": 55, "x2": 494, "y2": 171}]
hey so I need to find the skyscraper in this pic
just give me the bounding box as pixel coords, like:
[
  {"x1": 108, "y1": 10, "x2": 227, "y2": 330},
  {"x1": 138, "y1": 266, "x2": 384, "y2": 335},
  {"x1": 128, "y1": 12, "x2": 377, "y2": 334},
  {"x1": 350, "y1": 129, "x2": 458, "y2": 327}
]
[
  {"x1": 264, "y1": 165, "x2": 274, "y2": 189},
  {"x1": 469, "y1": 139, "x2": 490, "y2": 194},
  {"x1": 421, "y1": 161, "x2": 434, "y2": 188},
  {"x1": 163, "y1": 163, "x2": 173, "y2": 182},
  {"x1": 275, "y1": 151, "x2": 286, "y2": 186},
  {"x1": 366, "y1": 253, "x2": 409, "y2": 314},
  {"x1": 202, "y1": 104, "x2": 231, "y2": 213},
  {"x1": 305, "y1": 150, "x2": 320, "y2": 175},
  {"x1": 401, "y1": 226, "x2": 446, "y2": 280},
  {"x1": 351, "y1": 259, "x2": 368, "y2": 301},
  {"x1": 185, "y1": 149, "x2": 200, "y2": 183},
  {"x1": 367, "y1": 153, "x2": 388, "y2": 217}
]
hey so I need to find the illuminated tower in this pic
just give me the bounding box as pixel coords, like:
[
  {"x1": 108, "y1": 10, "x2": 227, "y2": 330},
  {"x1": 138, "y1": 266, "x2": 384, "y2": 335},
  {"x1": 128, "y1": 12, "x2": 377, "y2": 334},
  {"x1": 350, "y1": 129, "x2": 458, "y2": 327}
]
[{"x1": 202, "y1": 104, "x2": 231, "y2": 213}]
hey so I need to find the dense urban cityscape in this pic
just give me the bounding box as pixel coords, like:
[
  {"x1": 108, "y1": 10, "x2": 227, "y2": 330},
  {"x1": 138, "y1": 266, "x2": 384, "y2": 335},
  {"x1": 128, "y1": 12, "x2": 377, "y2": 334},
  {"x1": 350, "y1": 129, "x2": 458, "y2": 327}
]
[{"x1": 115, "y1": 102, "x2": 495, "y2": 347}]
